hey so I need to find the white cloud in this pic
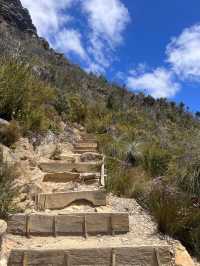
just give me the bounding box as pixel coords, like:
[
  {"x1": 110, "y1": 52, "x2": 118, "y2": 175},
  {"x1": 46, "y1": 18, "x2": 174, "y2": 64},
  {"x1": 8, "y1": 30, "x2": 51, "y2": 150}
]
[
  {"x1": 21, "y1": 0, "x2": 86, "y2": 59},
  {"x1": 87, "y1": 35, "x2": 111, "y2": 68},
  {"x1": 85, "y1": 62, "x2": 106, "y2": 74},
  {"x1": 127, "y1": 24, "x2": 200, "y2": 99},
  {"x1": 167, "y1": 24, "x2": 200, "y2": 81},
  {"x1": 128, "y1": 63, "x2": 149, "y2": 76},
  {"x1": 21, "y1": 0, "x2": 130, "y2": 74},
  {"x1": 82, "y1": 0, "x2": 130, "y2": 72},
  {"x1": 127, "y1": 68, "x2": 180, "y2": 98},
  {"x1": 82, "y1": 0, "x2": 130, "y2": 45},
  {"x1": 54, "y1": 29, "x2": 86, "y2": 59},
  {"x1": 21, "y1": 0, "x2": 73, "y2": 36}
]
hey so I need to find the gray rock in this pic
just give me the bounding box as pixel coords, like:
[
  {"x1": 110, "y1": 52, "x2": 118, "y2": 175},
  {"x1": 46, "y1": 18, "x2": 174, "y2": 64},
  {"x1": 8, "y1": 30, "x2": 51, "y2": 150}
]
[
  {"x1": 0, "y1": 0, "x2": 37, "y2": 34},
  {"x1": 0, "y1": 119, "x2": 9, "y2": 127},
  {"x1": 80, "y1": 152, "x2": 103, "y2": 162}
]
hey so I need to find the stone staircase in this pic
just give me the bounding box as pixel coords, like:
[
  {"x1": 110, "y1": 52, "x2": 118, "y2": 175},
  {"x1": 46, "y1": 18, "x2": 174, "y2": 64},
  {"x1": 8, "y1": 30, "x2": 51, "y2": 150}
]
[{"x1": 5, "y1": 133, "x2": 173, "y2": 265}]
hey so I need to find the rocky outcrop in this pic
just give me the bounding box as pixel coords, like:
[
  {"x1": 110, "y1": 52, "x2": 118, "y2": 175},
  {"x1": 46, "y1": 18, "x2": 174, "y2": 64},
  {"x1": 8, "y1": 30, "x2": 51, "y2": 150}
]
[
  {"x1": 0, "y1": 0, "x2": 36, "y2": 34},
  {"x1": 0, "y1": 220, "x2": 8, "y2": 266},
  {"x1": 175, "y1": 243, "x2": 195, "y2": 266},
  {"x1": 0, "y1": 144, "x2": 15, "y2": 164}
]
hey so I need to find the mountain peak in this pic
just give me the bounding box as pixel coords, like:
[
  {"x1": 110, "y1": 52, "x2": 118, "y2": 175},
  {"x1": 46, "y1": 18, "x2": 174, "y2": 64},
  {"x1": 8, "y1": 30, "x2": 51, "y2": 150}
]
[{"x1": 0, "y1": 0, "x2": 37, "y2": 34}]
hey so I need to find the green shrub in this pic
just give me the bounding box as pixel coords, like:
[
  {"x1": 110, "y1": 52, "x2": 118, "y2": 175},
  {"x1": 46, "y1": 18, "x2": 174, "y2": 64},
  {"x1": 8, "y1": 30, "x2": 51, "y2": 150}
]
[
  {"x1": 0, "y1": 162, "x2": 19, "y2": 218},
  {"x1": 142, "y1": 144, "x2": 171, "y2": 177},
  {"x1": 0, "y1": 58, "x2": 56, "y2": 133},
  {"x1": 177, "y1": 160, "x2": 200, "y2": 197},
  {"x1": 105, "y1": 158, "x2": 148, "y2": 197},
  {"x1": 105, "y1": 158, "x2": 133, "y2": 196},
  {"x1": 55, "y1": 93, "x2": 87, "y2": 124},
  {"x1": 147, "y1": 181, "x2": 200, "y2": 257},
  {"x1": 148, "y1": 182, "x2": 185, "y2": 234},
  {"x1": 0, "y1": 120, "x2": 20, "y2": 146},
  {"x1": 67, "y1": 95, "x2": 87, "y2": 124}
]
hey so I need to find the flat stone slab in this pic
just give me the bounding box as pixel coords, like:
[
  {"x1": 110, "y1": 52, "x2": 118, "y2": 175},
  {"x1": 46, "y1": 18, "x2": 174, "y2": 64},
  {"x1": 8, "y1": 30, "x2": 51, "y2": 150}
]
[
  {"x1": 43, "y1": 172, "x2": 99, "y2": 184},
  {"x1": 57, "y1": 155, "x2": 76, "y2": 163},
  {"x1": 43, "y1": 172, "x2": 80, "y2": 183},
  {"x1": 78, "y1": 140, "x2": 97, "y2": 144},
  {"x1": 7, "y1": 212, "x2": 129, "y2": 237},
  {"x1": 36, "y1": 190, "x2": 107, "y2": 210},
  {"x1": 74, "y1": 143, "x2": 98, "y2": 149},
  {"x1": 73, "y1": 149, "x2": 98, "y2": 154},
  {"x1": 58, "y1": 154, "x2": 77, "y2": 162},
  {"x1": 80, "y1": 152, "x2": 103, "y2": 162},
  {"x1": 0, "y1": 219, "x2": 7, "y2": 236},
  {"x1": 39, "y1": 162, "x2": 101, "y2": 173},
  {"x1": 8, "y1": 246, "x2": 172, "y2": 265}
]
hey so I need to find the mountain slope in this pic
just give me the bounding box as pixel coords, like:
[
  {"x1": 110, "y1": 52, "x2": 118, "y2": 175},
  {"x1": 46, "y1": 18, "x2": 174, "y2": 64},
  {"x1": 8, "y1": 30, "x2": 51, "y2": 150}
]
[{"x1": 0, "y1": 0, "x2": 200, "y2": 261}]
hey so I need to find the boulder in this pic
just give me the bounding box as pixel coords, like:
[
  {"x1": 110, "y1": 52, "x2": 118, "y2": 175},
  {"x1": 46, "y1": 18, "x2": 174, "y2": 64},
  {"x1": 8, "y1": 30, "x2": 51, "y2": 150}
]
[
  {"x1": 36, "y1": 143, "x2": 57, "y2": 159},
  {"x1": 0, "y1": 220, "x2": 7, "y2": 236},
  {"x1": 0, "y1": 119, "x2": 9, "y2": 127},
  {"x1": 175, "y1": 243, "x2": 195, "y2": 266},
  {"x1": 0, "y1": 0, "x2": 37, "y2": 34},
  {"x1": 13, "y1": 138, "x2": 35, "y2": 161},
  {"x1": 20, "y1": 182, "x2": 43, "y2": 200},
  {"x1": 0, "y1": 144, "x2": 15, "y2": 163},
  {"x1": 80, "y1": 152, "x2": 103, "y2": 162},
  {"x1": 61, "y1": 143, "x2": 74, "y2": 154}
]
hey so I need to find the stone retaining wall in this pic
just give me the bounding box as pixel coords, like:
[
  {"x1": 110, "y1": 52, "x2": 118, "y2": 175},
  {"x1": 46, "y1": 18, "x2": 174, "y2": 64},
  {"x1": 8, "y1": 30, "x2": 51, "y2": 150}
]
[
  {"x1": 8, "y1": 246, "x2": 172, "y2": 266},
  {"x1": 36, "y1": 190, "x2": 107, "y2": 210},
  {"x1": 7, "y1": 213, "x2": 129, "y2": 237}
]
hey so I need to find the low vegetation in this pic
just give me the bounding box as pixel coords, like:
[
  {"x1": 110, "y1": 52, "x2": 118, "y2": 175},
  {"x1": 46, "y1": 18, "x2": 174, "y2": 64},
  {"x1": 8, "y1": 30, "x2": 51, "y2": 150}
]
[
  {"x1": 1, "y1": 56, "x2": 200, "y2": 256},
  {"x1": 0, "y1": 58, "x2": 58, "y2": 138},
  {"x1": 0, "y1": 161, "x2": 19, "y2": 219}
]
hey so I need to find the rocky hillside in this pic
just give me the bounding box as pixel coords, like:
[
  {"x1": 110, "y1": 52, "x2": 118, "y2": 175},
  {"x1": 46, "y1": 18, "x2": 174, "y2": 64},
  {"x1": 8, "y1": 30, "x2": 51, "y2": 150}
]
[
  {"x1": 0, "y1": 0, "x2": 200, "y2": 263},
  {"x1": 0, "y1": 122, "x2": 195, "y2": 266},
  {"x1": 0, "y1": 0, "x2": 36, "y2": 33}
]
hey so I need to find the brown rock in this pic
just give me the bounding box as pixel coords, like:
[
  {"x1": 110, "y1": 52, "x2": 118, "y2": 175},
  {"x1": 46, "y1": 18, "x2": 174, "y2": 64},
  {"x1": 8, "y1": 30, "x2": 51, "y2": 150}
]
[
  {"x1": 80, "y1": 152, "x2": 103, "y2": 162},
  {"x1": 0, "y1": 220, "x2": 7, "y2": 236},
  {"x1": 175, "y1": 243, "x2": 195, "y2": 266},
  {"x1": 0, "y1": 144, "x2": 15, "y2": 163}
]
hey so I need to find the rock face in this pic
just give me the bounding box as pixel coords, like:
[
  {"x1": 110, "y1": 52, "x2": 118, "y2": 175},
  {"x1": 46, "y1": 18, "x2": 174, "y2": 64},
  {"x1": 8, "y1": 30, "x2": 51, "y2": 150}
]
[
  {"x1": 175, "y1": 243, "x2": 195, "y2": 266},
  {"x1": 0, "y1": 0, "x2": 36, "y2": 34}
]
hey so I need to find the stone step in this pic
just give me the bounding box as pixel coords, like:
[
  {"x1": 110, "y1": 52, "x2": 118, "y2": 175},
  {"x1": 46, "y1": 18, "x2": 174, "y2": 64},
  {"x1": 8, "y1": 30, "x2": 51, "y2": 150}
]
[
  {"x1": 39, "y1": 162, "x2": 102, "y2": 173},
  {"x1": 43, "y1": 172, "x2": 80, "y2": 183},
  {"x1": 77, "y1": 139, "x2": 97, "y2": 144},
  {"x1": 79, "y1": 133, "x2": 96, "y2": 139},
  {"x1": 73, "y1": 149, "x2": 98, "y2": 154},
  {"x1": 79, "y1": 152, "x2": 103, "y2": 162},
  {"x1": 59, "y1": 152, "x2": 103, "y2": 163},
  {"x1": 74, "y1": 143, "x2": 98, "y2": 149},
  {"x1": 59, "y1": 154, "x2": 78, "y2": 162},
  {"x1": 36, "y1": 190, "x2": 107, "y2": 210},
  {"x1": 7, "y1": 212, "x2": 129, "y2": 237},
  {"x1": 43, "y1": 172, "x2": 100, "y2": 184},
  {"x1": 8, "y1": 246, "x2": 172, "y2": 266},
  {"x1": 57, "y1": 155, "x2": 76, "y2": 163}
]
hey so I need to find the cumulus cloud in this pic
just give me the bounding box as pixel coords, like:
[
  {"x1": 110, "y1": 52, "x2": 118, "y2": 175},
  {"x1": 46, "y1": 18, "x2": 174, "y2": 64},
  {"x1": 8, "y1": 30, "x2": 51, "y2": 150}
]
[
  {"x1": 21, "y1": 0, "x2": 130, "y2": 74},
  {"x1": 21, "y1": 0, "x2": 86, "y2": 59},
  {"x1": 54, "y1": 29, "x2": 87, "y2": 59},
  {"x1": 82, "y1": 0, "x2": 130, "y2": 45},
  {"x1": 127, "y1": 24, "x2": 200, "y2": 98},
  {"x1": 166, "y1": 24, "x2": 200, "y2": 81},
  {"x1": 127, "y1": 68, "x2": 180, "y2": 98},
  {"x1": 82, "y1": 0, "x2": 130, "y2": 72},
  {"x1": 21, "y1": 0, "x2": 73, "y2": 36}
]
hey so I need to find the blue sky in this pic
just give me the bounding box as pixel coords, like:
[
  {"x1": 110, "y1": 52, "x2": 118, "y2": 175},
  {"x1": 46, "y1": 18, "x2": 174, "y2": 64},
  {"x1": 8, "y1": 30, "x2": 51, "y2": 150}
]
[{"x1": 21, "y1": 0, "x2": 200, "y2": 112}]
